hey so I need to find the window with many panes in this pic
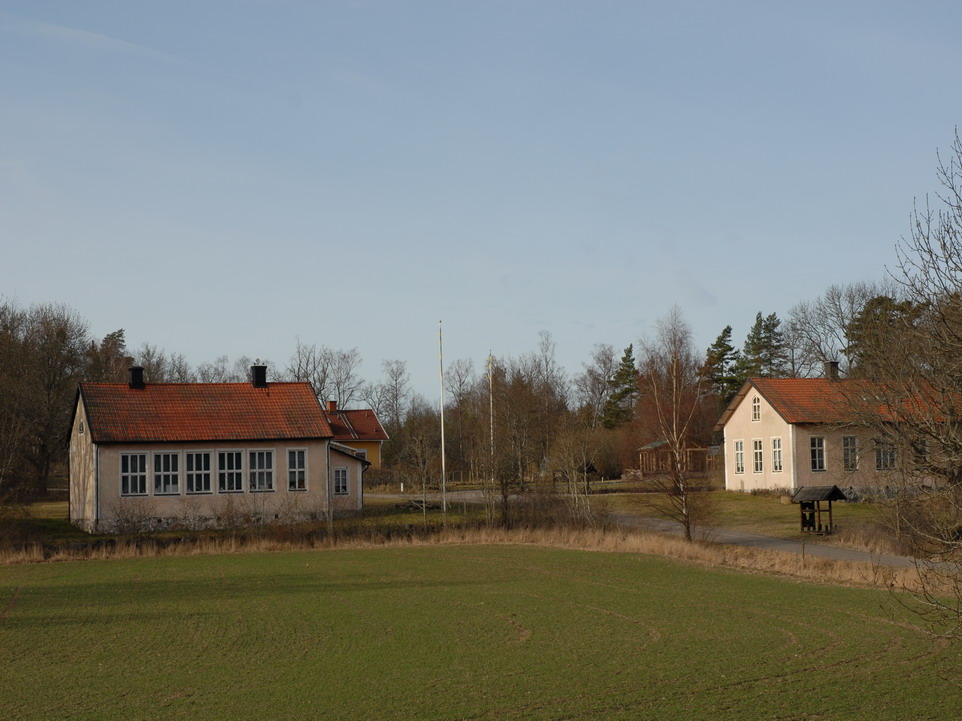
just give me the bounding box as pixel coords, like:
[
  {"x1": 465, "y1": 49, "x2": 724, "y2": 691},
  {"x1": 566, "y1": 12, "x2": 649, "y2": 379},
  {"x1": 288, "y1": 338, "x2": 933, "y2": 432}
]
[
  {"x1": 811, "y1": 437, "x2": 826, "y2": 472},
  {"x1": 734, "y1": 441, "x2": 745, "y2": 474},
  {"x1": 218, "y1": 451, "x2": 243, "y2": 492},
  {"x1": 752, "y1": 439, "x2": 763, "y2": 473},
  {"x1": 875, "y1": 441, "x2": 896, "y2": 471},
  {"x1": 843, "y1": 436, "x2": 858, "y2": 472},
  {"x1": 288, "y1": 449, "x2": 306, "y2": 491},
  {"x1": 772, "y1": 437, "x2": 782, "y2": 472},
  {"x1": 153, "y1": 452, "x2": 180, "y2": 495},
  {"x1": 186, "y1": 452, "x2": 212, "y2": 494},
  {"x1": 751, "y1": 396, "x2": 761, "y2": 422},
  {"x1": 249, "y1": 450, "x2": 274, "y2": 491},
  {"x1": 120, "y1": 453, "x2": 147, "y2": 496},
  {"x1": 334, "y1": 467, "x2": 348, "y2": 495}
]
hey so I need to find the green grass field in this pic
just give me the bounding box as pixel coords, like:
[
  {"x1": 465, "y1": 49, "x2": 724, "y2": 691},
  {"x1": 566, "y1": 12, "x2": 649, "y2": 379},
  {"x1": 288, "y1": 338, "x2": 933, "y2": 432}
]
[{"x1": 1, "y1": 545, "x2": 958, "y2": 720}]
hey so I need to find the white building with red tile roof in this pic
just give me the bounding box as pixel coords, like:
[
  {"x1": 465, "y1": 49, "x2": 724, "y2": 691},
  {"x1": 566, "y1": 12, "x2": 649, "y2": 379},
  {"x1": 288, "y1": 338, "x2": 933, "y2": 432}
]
[
  {"x1": 715, "y1": 365, "x2": 899, "y2": 493},
  {"x1": 69, "y1": 366, "x2": 368, "y2": 532}
]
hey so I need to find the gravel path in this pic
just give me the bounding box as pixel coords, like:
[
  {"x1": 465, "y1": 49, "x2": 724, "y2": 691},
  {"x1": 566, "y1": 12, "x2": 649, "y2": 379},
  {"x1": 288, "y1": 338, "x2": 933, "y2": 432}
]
[
  {"x1": 609, "y1": 512, "x2": 919, "y2": 568},
  {"x1": 368, "y1": 493, "x2": 920, "y2": 569}
]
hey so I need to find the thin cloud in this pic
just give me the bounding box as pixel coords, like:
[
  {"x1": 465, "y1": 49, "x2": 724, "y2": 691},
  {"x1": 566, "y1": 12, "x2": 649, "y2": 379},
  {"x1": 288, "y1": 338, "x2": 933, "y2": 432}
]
[{"x1": 2, "y1": 11, "x2": 182, "y2": 65}]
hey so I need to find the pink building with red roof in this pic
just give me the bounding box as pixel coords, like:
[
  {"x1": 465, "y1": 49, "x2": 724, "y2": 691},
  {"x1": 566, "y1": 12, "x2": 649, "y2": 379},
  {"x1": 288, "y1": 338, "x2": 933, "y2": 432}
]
[
  {"x1": 715, "y1": 363, "x2": 899, "y2": 492},
  {"x1": 69, "y1": 366, "x2": 368, "y2": 532}
]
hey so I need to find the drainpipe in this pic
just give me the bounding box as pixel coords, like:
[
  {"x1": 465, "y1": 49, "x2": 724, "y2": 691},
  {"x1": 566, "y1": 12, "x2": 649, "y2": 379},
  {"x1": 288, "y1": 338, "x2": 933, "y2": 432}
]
[
  {"x1": 789, "y1": 425, "x2": 797, "y2": 491},
  {"x1": 325, "y1": 441, "x2": 333, "y2": 534},
  {"x1": 94, "y1": 443, "x2": 100, "y2": 532}
]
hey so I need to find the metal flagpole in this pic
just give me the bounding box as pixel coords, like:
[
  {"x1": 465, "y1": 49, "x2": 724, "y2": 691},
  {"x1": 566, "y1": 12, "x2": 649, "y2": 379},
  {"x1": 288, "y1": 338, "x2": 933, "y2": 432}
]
[
  {"x1": 488, "y1": 352, "x2": 494, "y2": 481},
  {"x1": 439, "y1": 321, "x2": 447, "y2": 518}
]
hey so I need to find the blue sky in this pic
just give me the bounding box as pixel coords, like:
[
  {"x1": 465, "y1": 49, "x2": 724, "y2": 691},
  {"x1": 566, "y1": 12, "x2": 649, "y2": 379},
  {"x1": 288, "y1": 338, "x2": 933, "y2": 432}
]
[{"x1": 2, "y1": 1, "x2": 961, "y2": 400}]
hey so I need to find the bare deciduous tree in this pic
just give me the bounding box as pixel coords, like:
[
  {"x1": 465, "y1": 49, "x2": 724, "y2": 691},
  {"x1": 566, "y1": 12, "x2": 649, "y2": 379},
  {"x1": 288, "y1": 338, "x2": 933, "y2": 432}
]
[
  {"x1": 848, "y1": 131, "x2": 962, "y2": 636},
  {"x1": 197, "y1": 355, "x2": 234, "y2": 383},
  {"x1": 286, "y1": 342, "x2": 362, "y2": 407},
  {"x1": 574, "y1": 343, "x2": 617, "y2": 428},
  {"x1": 638, "y1": 308, "x2": 713, "y2": 542},
  {"x1": 22, "y1": 303, "x2": 89, "y2": 492},
  {"x1": 328, "y1": 347, "x2": 363, "y2": 409},
  {"x1": 786, "y1": 281, "x2": 897, "y2": 377}
]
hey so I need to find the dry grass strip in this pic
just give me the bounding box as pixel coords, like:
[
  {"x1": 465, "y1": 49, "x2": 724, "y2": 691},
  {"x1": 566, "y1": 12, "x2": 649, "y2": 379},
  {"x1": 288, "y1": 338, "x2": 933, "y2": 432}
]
[{"x1": 0, "y1": 523, "x2": 929, "y2": 594}]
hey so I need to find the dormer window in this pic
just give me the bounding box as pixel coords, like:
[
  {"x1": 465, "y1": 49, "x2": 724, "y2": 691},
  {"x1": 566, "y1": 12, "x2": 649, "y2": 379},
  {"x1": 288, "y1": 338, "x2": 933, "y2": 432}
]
[{"x1": 751, "y1": 396, "x2": 761, "y2": 422}]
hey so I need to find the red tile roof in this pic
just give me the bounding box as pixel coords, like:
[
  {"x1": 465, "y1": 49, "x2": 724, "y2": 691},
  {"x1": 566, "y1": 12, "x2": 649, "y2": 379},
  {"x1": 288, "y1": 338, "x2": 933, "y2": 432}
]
[
  {"x1": 325, "y1": 409, "x2": 389, "y2": 442},
  {"x1": 749, "y1": 377, "x2": 862, "y2": 424},
  {"x1": 715, "y1": 377, "x2": 887, "y2": 430},
  {"x1": 79, "y1": 381, "x2": 333, "y2": 443}
]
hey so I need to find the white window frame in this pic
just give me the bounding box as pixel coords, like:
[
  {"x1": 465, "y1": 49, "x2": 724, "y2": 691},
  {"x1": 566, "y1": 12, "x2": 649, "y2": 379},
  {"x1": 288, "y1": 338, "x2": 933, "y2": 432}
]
[
  {"x1": 334, "y1": 466, "x2": 349, "y2": 495},
  {"x1": 120, "y1": 452, "x2": 148, "y2": 496},
  {"x1": 811, "y1": 437, "x2": 826, "y2": 472},
  {"x1": 153, "y1": 452, "x2": 181, "y2": 495},
  {"x1": 843, "y1": 436, "x2": 859, "y2": 472},
  {"x1": 186, "y1": 451, "x2": 213, "y2": 494},
  {"x1": 734, "y1": 440, "x2": 745, "y2": 475},
  {"x1": 875, "y1": 441, "x2": 896, "y2": 471},
  {"x1": 218, "y1": 450, "x2": 244, "y2": 493},
  {"x1": 288, "y1": 448, "x2": 307, "y2": 491},
  {"x1": 751, "y1": 396, "x2": 761, "y2": 422},
  {"x1": 771, "y1": 437, "x2": 782, "y2": 473},
  {"x1": 249, "y1": 449, "x2": 275, "y2": 492},
  {"x1": 752, "y1": 439, "x2": 763, "y2": 473}
]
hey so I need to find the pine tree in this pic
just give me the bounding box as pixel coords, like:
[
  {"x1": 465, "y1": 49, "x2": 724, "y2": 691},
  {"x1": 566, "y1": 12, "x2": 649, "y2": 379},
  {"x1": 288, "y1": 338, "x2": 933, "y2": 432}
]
[
  {"x1": 844, "y1": 295, "x2": 921, "y2": 377},
  {"x1": 601, "y1": 344, "x2": 638, "y2": 429},
  {"x1": 701, "y1": 325, "x2": 742, "y2": 404},
  {"x1": 737, "y1": 312, "x2": 789, "y2": 379}
]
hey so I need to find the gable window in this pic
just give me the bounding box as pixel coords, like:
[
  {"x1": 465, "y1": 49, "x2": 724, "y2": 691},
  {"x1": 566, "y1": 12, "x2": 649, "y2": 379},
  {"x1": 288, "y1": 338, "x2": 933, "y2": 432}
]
[
  {"x1": 752, "y1": 439, "x2": 763, "y2": 473},
  {"x1": 218, "y1": 451, "x2": 243, "y2": 492},
  {"x1": 772, "y1": 437, "x2": 782, "y2": 473},
  {"x1": 843, "y1": 436, "x2": 859, "y2": 472},
  {"x1": 734, "y1": 440, "x2": 745, "y2": 474},
  {"x1": 79, "y1": 419, "x2": 85, "y2": 435},
  {"x1": 810, "y1": 437, "x2": 826, "y2": 472},
  {"x1": 153, "y1": 453, "x2": 180, "y2": 495},
  {"x1": 249, "y1": 450, "x2": 274, "y2": 491},
  {"x1": 334, "y1": 467, "x2": 349, "y2": 495},
  {"x1": 186, "y1": 452, "x2": 212, "y2": 494},
  {"x1": 288, "y1": 449, "x2": 306, "y2": 491},
  {"x1": 355, "y1": 449, "x2": 368, "y2": 462},
  {"x1": 120, "y1": 453, "x2": 147, "y2": 496},
  {"x1": 751, "y1": 396, "x2": 761, "y2": 422},
  {"x1": 875, "y1": 441, "x2": 896, "y2": 471}
]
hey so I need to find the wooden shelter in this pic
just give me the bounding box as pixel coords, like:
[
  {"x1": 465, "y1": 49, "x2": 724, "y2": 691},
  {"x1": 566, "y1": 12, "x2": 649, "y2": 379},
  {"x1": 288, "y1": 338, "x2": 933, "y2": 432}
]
[
  {"x1": 637, "y1": 440, "x2": 712, "y2": 478},
  {"x1": 791, "y1": 485, "x2": 847, "y2": 534}
]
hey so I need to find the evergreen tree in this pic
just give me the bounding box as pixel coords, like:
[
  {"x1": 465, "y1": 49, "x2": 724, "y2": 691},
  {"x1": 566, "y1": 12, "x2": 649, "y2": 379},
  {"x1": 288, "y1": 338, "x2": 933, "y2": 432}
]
[
  {"x1": 601, "y1": 344, "x2": 638, "y2": 429},
  {"x1": 701, "y1": 325, "x2": 742, "y2": 404},
  {"x1": 737, "y1": 312, "x2": 789, "y2": 379},
  {"x1": 844, "y1": 295, "x2": 921, "y2": 378}
]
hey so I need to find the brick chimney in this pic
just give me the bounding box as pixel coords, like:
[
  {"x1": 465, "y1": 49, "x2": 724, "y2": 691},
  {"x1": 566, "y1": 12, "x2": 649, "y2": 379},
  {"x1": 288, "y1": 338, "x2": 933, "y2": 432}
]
[
  {"x1": 327, "y1": 400, "x2": 338, "y2": 413},
  {"x1": 824, "y1": 360, "x2": 840, "y2": 382},
  {"x1": 128, "y1": 366, "x2": 145, "y2": 390},
  {"x1": 251, "y1": 365, "x2": 268, "y2": 388}
]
